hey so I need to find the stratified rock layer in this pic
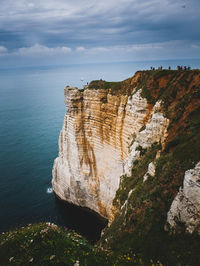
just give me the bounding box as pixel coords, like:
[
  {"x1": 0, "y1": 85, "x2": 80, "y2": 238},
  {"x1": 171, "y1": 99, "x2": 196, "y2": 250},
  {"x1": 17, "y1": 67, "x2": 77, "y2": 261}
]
[
  {"x1": 52, "y1": 74, "x2": 169, "y2": 221},
  {"x1": 166, "y1": 162, "x2": 200, "y2": 234}
]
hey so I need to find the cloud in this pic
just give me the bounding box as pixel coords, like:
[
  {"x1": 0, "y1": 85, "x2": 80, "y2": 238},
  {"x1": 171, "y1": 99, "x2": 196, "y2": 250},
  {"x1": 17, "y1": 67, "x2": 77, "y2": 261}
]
[
  {"x1": 0, "y1": 46, "x2": 8, "y2": 52},
  {"x1": 74, "y1": 42, "x2": 177, "y2": 54},
  {"x1": 15, "y1": 43, "x2": 72, "y2": 56},
  {"x1": 0, "y1": 46, "x2": 8, "y2": 56},
  {"x1": 76, "y1": 46, "x2": 86, "y2": 52},
  {"x1": 1, "y1": 0, "x2": 200, "y2": 47},
  {"x1": 2, "y1": 39, "x2": 200, "y2": 57},
  {"x1": 73, "y1": 40, "x2": 200, "y2": 61},
  {"x1": 0, "y1": 0, "x2": 200, "y2": 66}
]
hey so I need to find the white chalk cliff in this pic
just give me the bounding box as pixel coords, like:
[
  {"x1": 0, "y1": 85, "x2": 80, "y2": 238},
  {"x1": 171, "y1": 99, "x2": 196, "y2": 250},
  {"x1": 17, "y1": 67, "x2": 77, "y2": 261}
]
[
  {"x1": 52, "y1": 74, "x2": 169, "y2": 221},
  {"x1": 166, "y1": 162, "x2": 200, "y2": 234}
]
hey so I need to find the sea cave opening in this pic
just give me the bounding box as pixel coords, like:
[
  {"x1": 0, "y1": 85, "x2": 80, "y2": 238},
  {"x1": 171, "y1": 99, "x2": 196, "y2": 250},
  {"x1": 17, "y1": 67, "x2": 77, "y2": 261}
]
[{"x1": 54, "y1": 196, "x2": 108, "y2": 243}]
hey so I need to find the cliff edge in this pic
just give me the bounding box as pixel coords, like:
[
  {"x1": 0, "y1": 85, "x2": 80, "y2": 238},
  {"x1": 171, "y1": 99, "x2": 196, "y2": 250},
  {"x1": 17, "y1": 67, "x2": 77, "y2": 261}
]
[{"x1": 52, "y1": 70, "x2": 200, "y2": 236}]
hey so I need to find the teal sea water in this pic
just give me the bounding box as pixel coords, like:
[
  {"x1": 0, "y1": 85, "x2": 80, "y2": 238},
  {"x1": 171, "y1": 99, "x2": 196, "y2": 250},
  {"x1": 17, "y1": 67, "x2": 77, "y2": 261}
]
[{"x1": 0, "y1": 59, "x2": 200, "y2": 240}]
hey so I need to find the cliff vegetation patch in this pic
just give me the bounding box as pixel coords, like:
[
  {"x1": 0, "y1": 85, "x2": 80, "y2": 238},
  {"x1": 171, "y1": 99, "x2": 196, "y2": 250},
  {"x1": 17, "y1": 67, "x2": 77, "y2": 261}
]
[
  {"x1": 100, "y1": 70, "x2": 200, "y2": 265},
  {"x1": 87, "y1": 79, "x2": 133, "y2": 95},
  {"x1": 0, "y1": 223, "x2": 150, "y2": 265},
  {"x1": 0, "y1": 223, "x2": 113, "y2": 266}
]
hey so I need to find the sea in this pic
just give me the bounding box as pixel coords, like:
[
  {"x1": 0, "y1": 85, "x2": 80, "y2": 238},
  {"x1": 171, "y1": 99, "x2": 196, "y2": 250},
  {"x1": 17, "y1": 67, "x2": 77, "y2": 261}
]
[{"x1": 0, "y1": 59, "x2": 200, "y2": 241}]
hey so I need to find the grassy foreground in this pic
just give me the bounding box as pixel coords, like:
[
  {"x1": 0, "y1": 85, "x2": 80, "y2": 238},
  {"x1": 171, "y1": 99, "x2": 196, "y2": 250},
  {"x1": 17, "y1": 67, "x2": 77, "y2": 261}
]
[
  {"x1": 0, "y1": 223, "x2": 108, "y2": 266},
  {"x1": 0, "y1": 223, "x2": 149, "y2": 266}
]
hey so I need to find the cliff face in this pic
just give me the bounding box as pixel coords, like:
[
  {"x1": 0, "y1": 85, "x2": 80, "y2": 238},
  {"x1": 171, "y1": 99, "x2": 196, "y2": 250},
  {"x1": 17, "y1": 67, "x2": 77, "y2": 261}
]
[
  {"x1": 52, "y1": 73, "x2": 170, "y2": 220},
  {"x1": 52, "y1": 69, "x2": 200, "y2": 264},
  {"x1": 52, "y1": 70, "x2": 200, "y2": 234},
  {"x1": 52, "y1": 70, "x2": 168, "y2": 221},
  {"x1": 52, "y1": 87, "x2": 130, "y2": 220}
]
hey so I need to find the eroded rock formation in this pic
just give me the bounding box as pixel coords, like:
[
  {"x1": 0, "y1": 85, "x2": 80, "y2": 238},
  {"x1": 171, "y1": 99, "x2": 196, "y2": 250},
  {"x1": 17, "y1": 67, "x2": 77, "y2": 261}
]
[
  {"x1": 52, "y1": 73, "x2": 169, "y2": 221},
  {"x1": 166, "y1": 162, "x2": 200, "y2": 234}
]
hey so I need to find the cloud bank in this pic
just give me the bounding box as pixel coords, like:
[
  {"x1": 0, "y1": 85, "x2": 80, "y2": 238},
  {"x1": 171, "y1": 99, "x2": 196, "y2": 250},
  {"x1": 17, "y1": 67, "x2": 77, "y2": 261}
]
[{"x1": 0, "y1": 0, "x2": 200, "y2": 66}]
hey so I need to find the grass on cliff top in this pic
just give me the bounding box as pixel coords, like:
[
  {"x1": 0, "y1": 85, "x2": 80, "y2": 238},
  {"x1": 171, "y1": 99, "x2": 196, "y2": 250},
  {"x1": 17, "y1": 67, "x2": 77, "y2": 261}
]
[
  {"x1": 87, "y1": 70, "x2": 200, "y2": 99},
  {"x1": 87, "y1": 80, "x2": 122, "y2": 94},
  {"x1": 87, "y1": 78, "x2": 136, "y2": 96},
  {"x1": 136, "y1": 69, "x2": 200, "y2": 106}
]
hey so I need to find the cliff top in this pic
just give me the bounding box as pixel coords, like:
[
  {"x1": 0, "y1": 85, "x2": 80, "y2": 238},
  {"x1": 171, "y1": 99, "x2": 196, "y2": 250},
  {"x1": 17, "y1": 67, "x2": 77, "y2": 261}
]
[{"x1": 65, "y1": 69, "x2": 200, "y2": 97}]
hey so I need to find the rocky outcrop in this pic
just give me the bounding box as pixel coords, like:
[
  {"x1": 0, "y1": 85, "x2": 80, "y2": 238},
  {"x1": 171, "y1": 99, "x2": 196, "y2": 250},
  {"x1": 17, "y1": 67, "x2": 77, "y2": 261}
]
[
  {"x1": 124, "y1": 100, "x2": 169, "y2": 176},
  {"x1": 52, "y1": 73, "x2": 169, "y2": 221},
  {"x1": 143, "y1": 161, "x2": 156, "y2": 182},
  {"x1": 166, "y1": 162, "x2": 200, "y2": 234}
]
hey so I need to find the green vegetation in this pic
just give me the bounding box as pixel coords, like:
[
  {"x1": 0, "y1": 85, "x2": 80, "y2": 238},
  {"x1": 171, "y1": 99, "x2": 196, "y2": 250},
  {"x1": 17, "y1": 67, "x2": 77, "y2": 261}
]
[
  {"x1": 0, "y1": 223, "x2": 150, "y2": 265},
  {"x1": 135, "y1": 145, "x2": 147, "y2": 156},
  {"x1": 87, "y1": 79, "x2": 132, "y2": 95},
  {"x1": 114, "y1": 143, "x2": 160, "y2": 206},
  {"x1": 0, "y1": 223, "x2": 112, "y2": 266},
  {"x1": 100, "y1": 70, "x2": 200, "y2": 265},
  {"x1": 101, "y1": 133, "x2": 200, "y2": 264},
  {"x1": 88, "y1": 80, "x2": 121, "y2": 91}
]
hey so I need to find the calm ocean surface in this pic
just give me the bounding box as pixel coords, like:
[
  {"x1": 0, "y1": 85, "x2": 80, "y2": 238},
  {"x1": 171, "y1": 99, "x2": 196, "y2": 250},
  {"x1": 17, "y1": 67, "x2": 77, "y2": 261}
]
[{"x1": 0, "y1": 59, "x2": 200, "y2": 240}]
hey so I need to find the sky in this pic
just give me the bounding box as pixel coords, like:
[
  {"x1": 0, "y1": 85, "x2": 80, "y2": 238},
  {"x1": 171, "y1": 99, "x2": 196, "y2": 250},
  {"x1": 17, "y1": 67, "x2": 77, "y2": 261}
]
[{"x1": 0, "y1": 0, "x2": 200, "y2": 67}]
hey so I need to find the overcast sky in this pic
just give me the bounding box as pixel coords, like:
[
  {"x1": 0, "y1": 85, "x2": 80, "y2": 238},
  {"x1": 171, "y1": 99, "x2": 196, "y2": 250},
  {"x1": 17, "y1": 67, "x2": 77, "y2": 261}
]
[{"x1": 0, "y1": 0, "x2": 200, "y2": 67}]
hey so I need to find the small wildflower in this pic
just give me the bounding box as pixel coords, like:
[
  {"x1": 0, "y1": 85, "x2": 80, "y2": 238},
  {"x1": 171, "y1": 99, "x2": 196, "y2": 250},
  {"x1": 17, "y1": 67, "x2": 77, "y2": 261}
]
[
  {"x1": 51, "y1": 224, "x2": 58, "y2": 229},
  {"x1": 50, "y1": 255, "x2": 55, "y2": 260},
  {"x1": 74, "y1": 260, "x2": 79, "y2": 266},
  {"x1": 9, "y1": 257, "x2": 14, "y2": 262},
  {"x1": 29, "y1": 258, "x2": 34, "y2": 262},
  {"x1": 40, "y1": 228, "x2": 48, "y2": 234},
  {"x1": 30, "y1": 239, "x2": 33, "y2": 243}
]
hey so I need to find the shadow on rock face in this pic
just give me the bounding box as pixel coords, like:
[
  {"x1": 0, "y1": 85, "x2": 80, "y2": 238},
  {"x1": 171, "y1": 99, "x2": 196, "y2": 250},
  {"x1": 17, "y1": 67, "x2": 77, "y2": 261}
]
[{"x1": 54, "y1": 195, "x2": 108, "y2": 243}]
